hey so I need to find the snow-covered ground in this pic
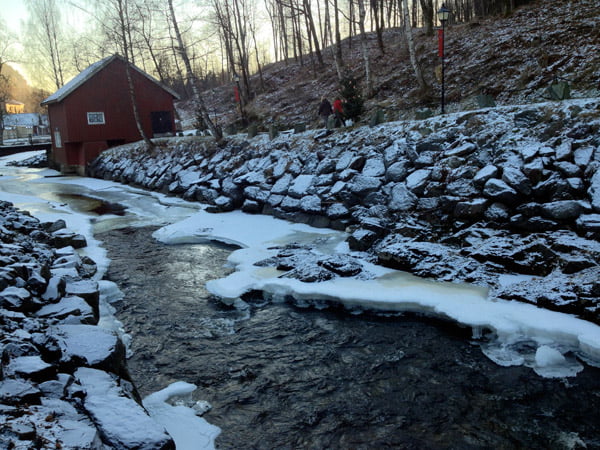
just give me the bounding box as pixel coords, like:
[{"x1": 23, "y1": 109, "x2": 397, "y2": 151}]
[{"x1": 2, "y1": 150, "x2": 600, "y2": 447}]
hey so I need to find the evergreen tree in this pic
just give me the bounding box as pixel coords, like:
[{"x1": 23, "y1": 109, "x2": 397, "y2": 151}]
[{"x1": 339, "y1": 75, "x2": 363, "y2": 121}]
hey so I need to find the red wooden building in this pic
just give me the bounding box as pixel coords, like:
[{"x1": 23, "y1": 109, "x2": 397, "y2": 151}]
[{"x1": 41, "y1": 54, "x2": 179, "y2": 174}]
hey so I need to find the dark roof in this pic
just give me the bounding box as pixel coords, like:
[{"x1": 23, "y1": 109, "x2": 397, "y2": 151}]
[{"x1": 41, "y1": 54, "x2": 180, "y2": 106}]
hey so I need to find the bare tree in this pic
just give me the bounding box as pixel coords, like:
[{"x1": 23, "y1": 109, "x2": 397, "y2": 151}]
[
  {"x1": 0, "y1": 23, "x2": 17, "y2": 146},
  {"x1": 24, "y1": 0, "x2": 69, "y2": 90},
  {"x1": 356, "y1": 0, "x2": 373, "y2": 95},
  {"x1": 402, "y1": 0, "x2": 428, "y2": 92},
  {"x1": 111, "y1": 0, "x2": 155, "y2": 148},
  {"x1": 420, "y1": 0, "x2": 434, "y2": 35},
  {"x1": 168, "y1": 0, "x2": 223, "y2": 142}
]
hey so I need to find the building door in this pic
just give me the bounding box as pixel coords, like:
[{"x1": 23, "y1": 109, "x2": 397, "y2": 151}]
[{"x1": 151, "y1": 111, "x2": 173, "y2": 136}]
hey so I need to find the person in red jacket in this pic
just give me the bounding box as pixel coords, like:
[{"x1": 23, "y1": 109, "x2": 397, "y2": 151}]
[{"x1": 332, "y1": 97, "x2": 344, "y2": 127}]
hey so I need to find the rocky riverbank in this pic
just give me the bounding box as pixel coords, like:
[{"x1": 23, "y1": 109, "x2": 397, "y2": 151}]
[
  {"x1": 88, "y1": 98, "x2": 600, "y2": 324},
  {"x1": 0, "y1": 201, "x2": 174, "y2": 449}
]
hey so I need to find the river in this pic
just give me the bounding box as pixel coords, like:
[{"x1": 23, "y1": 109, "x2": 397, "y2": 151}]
[{"x1": 1, "y1": 158, "x2": 600, "y2": 449}]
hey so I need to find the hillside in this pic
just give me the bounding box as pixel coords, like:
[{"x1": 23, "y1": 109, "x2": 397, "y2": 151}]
[{"x1": 188, "y1": 0, "x2": 599, "y2": 130}]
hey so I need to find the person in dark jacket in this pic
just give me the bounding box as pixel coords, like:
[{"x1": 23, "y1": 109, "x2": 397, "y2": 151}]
[
  {"x1": 318, "y1": 97, "x2": 333, "y2": 128},
  {"x1": 332, "y1": 97, "x2": 344, "y2": 127}
]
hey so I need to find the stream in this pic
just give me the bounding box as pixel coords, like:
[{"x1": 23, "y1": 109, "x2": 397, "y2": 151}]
[
  {"x1": 1, "y1": 162, "x2": 599, "y2": 449},
  {"x1": 98, "y1": 226, "x2": 600, "y2": 450}
]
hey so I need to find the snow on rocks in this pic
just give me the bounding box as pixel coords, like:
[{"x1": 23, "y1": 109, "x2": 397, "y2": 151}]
[
  {"x1": 0, "y1": 201, "x2": 175, "y2": 449},
  {"x1": 87, "y1": 99, "x2": 600, "y2": 324}
]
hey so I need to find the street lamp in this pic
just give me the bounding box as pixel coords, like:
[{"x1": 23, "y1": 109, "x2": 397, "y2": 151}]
[
  {"x1": 437, "y1": 5, "x2": 450, "y2": 114},
  {"x1": 232, "y1": 72, "x2": 246, "y2": 126}
]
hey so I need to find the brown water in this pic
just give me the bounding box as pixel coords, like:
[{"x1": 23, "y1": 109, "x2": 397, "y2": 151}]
[{"x1": 98, "y1": 226, "x2": 600, "y2": 450}]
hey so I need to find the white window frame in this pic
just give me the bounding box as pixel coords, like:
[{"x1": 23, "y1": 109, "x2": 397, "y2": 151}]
[{"x1": 87, "y1": 112, "x2": 105, "y2": 125}]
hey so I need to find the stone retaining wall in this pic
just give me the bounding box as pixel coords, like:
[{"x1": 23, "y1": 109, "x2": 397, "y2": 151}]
[{"x1": 87, "y1": 99, "x2": 600, "y2": 324}]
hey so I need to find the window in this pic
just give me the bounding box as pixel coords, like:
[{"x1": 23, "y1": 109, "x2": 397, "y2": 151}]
[
  {"x1": 54, "y1": 130, "x2": 62, "y2": 148},
  {"x1": 87, "y1": 112, "x2": 105, "y2": 125}
]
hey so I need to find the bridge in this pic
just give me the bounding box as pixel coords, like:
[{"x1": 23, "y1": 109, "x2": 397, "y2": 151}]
[{"x1": 0, "y1": 142, "x2": 52, "y2": 157}]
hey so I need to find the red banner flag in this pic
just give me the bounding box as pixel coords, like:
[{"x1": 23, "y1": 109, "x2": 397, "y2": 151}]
[
  {"x1": 234, "y1": 85, "x2": 240, "y2": 103},
  {"x1": 438, "y1": 29, "x2": 444, "y2": 58}
]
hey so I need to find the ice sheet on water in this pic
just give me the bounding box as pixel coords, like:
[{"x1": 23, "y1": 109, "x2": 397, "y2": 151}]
[
  {"x1": 481, "y1": 340, "x2": 584, "y2": 378},
  {"x1": 143, "y1": 382, "x2": 221, "y2": 450}
]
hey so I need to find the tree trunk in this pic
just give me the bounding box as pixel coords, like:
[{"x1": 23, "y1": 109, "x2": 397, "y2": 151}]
[
  {"x1": 324, "y1": 0, "x2": 343, "y2": 80},
  {"x1": 167, "y1": 0, "x2": 223, "y2": 142},
  {"x1": 402, "y1": 0, "x2": 428, "y2": 92},
  {"x1": 420, "y1": 0, "x2": 434, "y2": 36},
  {"x1": 116, "y1": 0, "x2": 154, "y2": 150},
  {"x1": 357, "y1": 0, "x2": 372, "y2": 95}
]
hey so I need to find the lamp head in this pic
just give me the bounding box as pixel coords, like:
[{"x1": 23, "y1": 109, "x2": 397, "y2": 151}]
[{"x1": 437, "y1": 5, "x2": 450, "y2": 23}]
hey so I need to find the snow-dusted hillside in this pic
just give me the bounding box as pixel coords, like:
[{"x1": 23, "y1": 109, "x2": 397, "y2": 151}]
[{"x1": 181, "y1": 0, "x2": 600, "y2": 131}]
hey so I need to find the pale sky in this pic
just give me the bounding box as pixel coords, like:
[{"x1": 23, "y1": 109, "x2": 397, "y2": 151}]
[{"x1": 0, "y1": 0, "x2": 29, "y2": 35}]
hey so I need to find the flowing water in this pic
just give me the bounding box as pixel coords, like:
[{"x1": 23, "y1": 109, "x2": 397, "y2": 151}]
[
  {"x1": 1, "y1": 165, "x2": 599, "y2": 449},
  {"x1": 98, "y1": 226, "x2": 600, "y2": 450}
]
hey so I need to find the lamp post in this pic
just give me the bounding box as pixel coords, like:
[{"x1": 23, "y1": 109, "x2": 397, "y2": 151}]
[
  {"x1": 437, "y1": 5, "x2": 450, "y2": 114},
  {"x1": 232, "y1": 72, "x2": 245, "y2": 125}
]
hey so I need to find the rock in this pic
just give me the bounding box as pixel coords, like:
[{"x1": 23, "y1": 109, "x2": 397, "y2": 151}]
[
  {"x1": 577, "y1": 214, "x2": 600, "y2": 234},
  {"x1": 574, "y1": 146, "x2": 594, "y2": 167},
  {"x1": 554, "y1": 161, "x2": 581, "y2": 178},
  {"x1": 4, "y1": 355, "x2": 56, "y2": 382},
  {"x1": 588, "y1": 169, "x2": 600, "y2": 212},
  {"x1": 533, "y1": 174, "x2": 573, "y2": 201},
  {"x1": 35, "y1": 295, "x2": 96, "y2": 324},
  {"x1": 43, "y1": 219, "x2": 67, "y2": 233},
  {"x1": 299, "y1": 195, "x2": 322, "y2": 213},
  {"x1": 48, "y1": 324, "x2": 126, "y2": 375},
  {"x1": 502, "y1": 167, "x2": 532, "y2": 196},
  {"x1": 540, "y1": 200, "x2": 583, "y2": 221},
  {"x1": 483, "y1": 179, "x2": 519, "y2": 204},
  {"x1": 326, "y1": 203, "x2": 350, "y2": 220},
  {"x1": 75, "y1": 367, "x2": 175, "y2": 450},
  {"x1": 213, "y1": 195, "x2": 235, "y2": 211},
  {"x1": 347, "y1": 175, "x2": 382, "y2": 196},
  {"x1": 405, "y1": 169, "x2": 431, "y2": 195},
  {"x1": 514, "y1": 110, "x2": 541, "y2": 127},
  {"x1": 473, "y1": 164, "x2": 500, "y2": 188},
  {"x1": 465, "y1": 237, "x2": 558, "y2": 276},
  {"x1": 0, "y1": 286, "x2": 36, "y2": 312},
  {"x1": 385, "y1": 161, "x2": 409, "y2": 182},
  {"x1": 335, "y1": 151, "x2": 354, "y2": 171},
  {"x1": 288, "y1": 174, "x2": 315, "y2": 198},
  {"x1": 280, "y1": 264, "x2": 335, "y2": 282},
  {"x1": 454, "y1": 198, "x2": 488, "y2": 219},
  {"x1": 242, "y1": 199, "x2": 262, "y2": 213},
  {"x1": 347, "y1": 229, "x2": 378, "y2": 251},
  {"x1": 65, "y1": 280, "x2": 99, "y2": 320},
  {"x1": 0, "y1": 378, "x2": 42, "y2": 405},
  {"x1": 50, "y1": 230, "x2": 87, "y2": 249},
  {"x1": 362, "y1": 157, "x2": 386, "y2": 177},
  {"x1": 318, "y1": 255, "x2": 362, "y2": 277},
  {"x1": 271, "y1": 173, "x2": 293, "y2": 195},
  {"x1": 522, "y1": 158, "x2": 545, "y2": 184},
  {"x1": 444, "y1": 141, "x2": 477, "y2": 157},
  {"x1": 389, "y1": 183, "x2": 417, "y2": 212},
  {"x1": 316, "y1": 158, "x2": 336, "y2": 175}
]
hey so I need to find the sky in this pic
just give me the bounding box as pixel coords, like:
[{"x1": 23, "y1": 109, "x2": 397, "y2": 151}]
[
  {"x1": 0, "y1": 0, "x2": 28, "y2": 34},
  {"x1": 1, "y1": 150, "x2": 600, "y2": 446}
]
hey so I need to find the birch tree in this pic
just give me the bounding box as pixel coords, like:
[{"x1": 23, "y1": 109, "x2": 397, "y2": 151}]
[
  {"x1": 0, "y1": 23, "x2": 17, "y2": 146},
  {"x1": 24, "y1": 0, "x2": 68, "y2": 90},
  {"x1": 402, "y1": 0, "x2": 428, "y2": 92},
  {"x1": 168, "y1": 0, "x2": 223, "y2": 142},
  {"x1": 110, "y1": 0, "x2": 155, "y2": 148}
]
